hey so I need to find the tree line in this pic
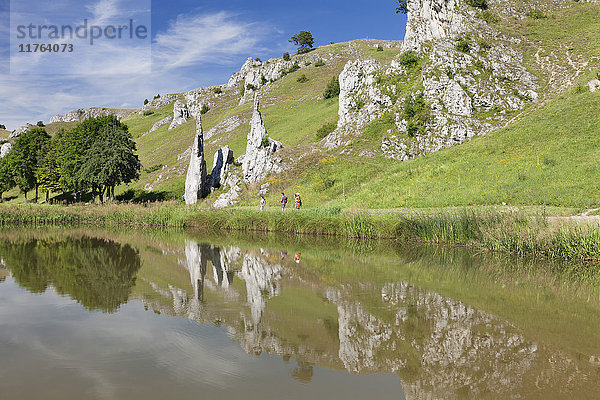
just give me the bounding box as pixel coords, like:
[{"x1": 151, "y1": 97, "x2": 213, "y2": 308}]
[{"x1": 0, "y1": 115, "x2": 141, "y2": 203}]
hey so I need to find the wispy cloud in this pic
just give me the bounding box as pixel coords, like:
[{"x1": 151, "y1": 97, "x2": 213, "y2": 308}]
[
  {"x1": 1, "y1": 3, "x2": 279, "y2": 129},
  {"x1": 153, "y1": 11, "x2": 271, "y2": 71}
]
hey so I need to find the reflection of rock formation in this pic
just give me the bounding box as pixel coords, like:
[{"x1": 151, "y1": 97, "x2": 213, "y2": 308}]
[
  {"x1": 333, "y1": 282, "x2": 538, "y2": 399},
  {"x1": 238, "y1": 253, "x2": 282, "y2": 325}
]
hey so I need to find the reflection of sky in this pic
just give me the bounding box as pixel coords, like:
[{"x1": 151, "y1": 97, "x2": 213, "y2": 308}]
[{"x1": 0, "y1": 276, "x2": 405, "y2": 400}]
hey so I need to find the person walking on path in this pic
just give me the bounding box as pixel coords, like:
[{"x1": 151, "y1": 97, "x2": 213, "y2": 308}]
[
  {"x1": 260, "y1": 195, "x2": 266, "y2": 211},
  {"x1": 280, "y1": 192, "x2": 288, "y2": 211},
  {"x1": 294, "y1": 193, "x2": 302, "y2": 210}
]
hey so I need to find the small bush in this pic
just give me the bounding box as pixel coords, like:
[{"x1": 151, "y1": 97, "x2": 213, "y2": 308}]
[
  {"x1": 314, "y1": 60, "x2": 326, "y2": 67},
  {"x1": 323, "y1": 77, "x2": 340, "y2": 99},
  {"x1": 261, "y1": 75, "x2": 268, "y2": 85},
  {"x1": 402, "y1": 93, "x2": 431, "y2": 137},
  {"x1": 261, "y1": 136, "x2": 270, "y2": 148},
  {"x1": 153, "y1": 94, "x2": 160, "y2": 99},
  {"x1": 144, "y1": 164, "x2": 163, "y2": 174},
  {"x1": 304, "y1": 61, "x2": 311, "y2": 66},
  {"x1": 213, "y1": 87, "x2": 222, "y2": 94},
  {"x1": 466, "y1": 0, "x2": 487, "y2": 9},
  {"x1": 455, "y1": 37, "x2": 471, "y2": 53},
  {"x1": 283, "y1": 52, "x2": 290, "y2": 61},
  {"x1": 143, "y1": 110, "x2": 154, "y2": 116},
  {"x1": 36, "y1": 121, "x2": 45, "y2": 127},
  {"x1": 480, "y1": 10, "x2": 499, "y2": 23},
  {"x1": 143, "y1": 99, "x2": 149, "y2": 105},
  {"x1": 200, "y1": 104, "x2": 210, "y2": 115},
  {"x1": 239, "y1": 85, "x2": 246, "y2": 96},
  {"x1": 288, "y1": 63, "x2": 300, "y2": 73},
  {"x1": 316, "y1": 121, "x2": 337, "y2": 140},
  {"x1": 377, "y1": 45, "x2": 384, "y2": 52},
  {"x1": 246, "y1": 83, "x2": 257, "y2": 92},
  {"x1": 397, "y1": 50, "x2": 420, "y2": 68},
  {"x1": 255, "y1": 57, "x2": 261, "y2": 62},
  {"x1": 526, "y1": 10, "x2": 548, "y2": 19},
  {"x1": 354, "y1": 98, "x2": 366, "y2": 111},
  {"x1": 477, "y1": 39, "x2": 491, "y2": 51},
  {"x1": 0, "y1": 125, "x2": 5, "y2": 130},
  {"x1": 297, "y1": 74, "x2": 309, "y2": 83}
]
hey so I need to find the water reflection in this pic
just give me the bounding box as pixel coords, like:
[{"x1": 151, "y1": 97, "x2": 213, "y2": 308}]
[
  {"x1": 1, "y1": 229, "x2": 599, "y2": 399},
  {"x1": 0, "y1": 237, "x2": 140, "y2": 312}
]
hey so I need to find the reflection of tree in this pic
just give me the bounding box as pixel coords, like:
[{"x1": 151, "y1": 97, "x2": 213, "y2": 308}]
[
  {"x1": 291, "y1": 361, "x2": 314, "y2": 383},
  {"x1": 2, "y1": 237, "x2": 141, "y2": 312}
]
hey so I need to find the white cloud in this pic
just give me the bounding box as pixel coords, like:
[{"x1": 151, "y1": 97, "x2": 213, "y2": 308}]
[{"x1": 0, "y1": 8, "x2": 278, "y2": 130}]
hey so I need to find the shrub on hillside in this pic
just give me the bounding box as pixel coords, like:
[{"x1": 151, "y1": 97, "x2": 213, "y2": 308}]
[
  {"x1": 402, "y1": 93, "x2": 431, "y2": 137},
  {"x1": 143, "y1": 110, "x2": 154, "y2": 116},
  {"x1": 466, "y1": 0, "x2": 487, "y2": 9},
  {"x1": 283, "y1": 52, "x2": 291, "y2": 61},
  {"x1": 377, "y1": 45, "x2": 384, "y2": 52},
  {"x1": 200, "y1": 104, "x2": 210, "y2": 115},
  {"x1": 213, "y1": 87, "x2": 222, "y2": 94},
  {"x1": 480, "y1": 10, "x2": 499, "y2": 23},
  {"x1": 455, "y1": 37, "x2": 471, "y2": 53},
  {"x1": 261, "y1": 136, "x2": 270, "y2": 148},
  {"x1": 143, "y1": 99, "x2": 149, "y2": 105},
  {"x1": 526, "y1": 10, "x2": 548, "y2": 19},
  {"x1": 36, "y1": 121, "x2": 45, "y2": 127},
  {"x1": 246, "y1": 83, "x2": 257, "y2": 92},
  {"x1": 288, "y1": 63, "x2": 300, "y2": 74},
  {"x1": 297, "y1": 74, "x2": 309, "y2": 83},
  {"x1": 316, "y1": 121, "x2": 337, "y2": 140},
  {"x1": 314, "y1": 60, "x2": 326, "y2": 67},
  {"x1": 397, "y1": 50, "x2": 420, "y2": 68},
  {"x1": 323, "y1": 77, "x2": 340, "y2": 99},
  {"x1": 144, "y1": 164, "x2": 163, "y2": 174}
]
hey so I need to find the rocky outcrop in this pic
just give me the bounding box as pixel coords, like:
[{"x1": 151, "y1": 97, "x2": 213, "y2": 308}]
[
  {"x1": 588, "y1": 79, "x2": 600, "y2": 92},
  {"x1": 0, "y1": 143, "x2": 11, "y2": 158},
  {"x1": 184, "y1": 117, "x2": 207, "y2": 205},
  {"x1": 241, "y1": 96, "x2": 283, "y2": 183},
  {"x1": 402, "y1": 0, "x2": 466, "y2": 51},
  {"x1": 10, "y1": 123, "x2": 34, "y2": 139},
  {"x1": 207, "y1": 146, "x2": 235, "y2": 189},
  {"x1": 50, "y1": 107, "x2": 132, "y2": 123},
  {"x1": 139, "y1": 94, "x2": 178, "y2": 114},
  {"x1": 205, "y1": 116, "x2": 245, "y2": 141},
  {"x1": 144, "y1": 115, "x2": 173, "y2": 136},
  {"x1": 212, "y1": 172, "x2": 242, "y2": 209},
  {"x1": 168, "y1": 100, "x2": 190, "y2": 130}
]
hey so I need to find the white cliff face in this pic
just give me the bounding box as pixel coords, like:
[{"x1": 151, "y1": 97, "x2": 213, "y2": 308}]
[
  {"x1": 403, "y1": 0, "x2": 466, "y2": 51},
  {"x1": 238, "y1": 253, "x2": 282, "y2": 325},
  {"x1": 208, "y1": 146, "x2": 235, "y2": 189},
  {"x1": 241, "y1": 96, "x2": 283, "y2": 183},
  {"x1": 0, "y1": 143, "x2": 11, "y2": 158},
  {"x1": 9, "y1": 123, "x2": 34, "y2": 139},
  {"x1": 49, "y1": 107, "x2": 133, "y2": 124},
  {"x1": 184, "y1": 117, "x2": 207, "y2": 205},
  {"x1": 168, "y1": 100, "x2": 190, "y2": 130}
]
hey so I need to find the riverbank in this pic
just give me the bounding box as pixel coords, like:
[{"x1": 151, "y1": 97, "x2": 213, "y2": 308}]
[{"x1": 0, "y1": 203, "x2": 599, "y2": 260}]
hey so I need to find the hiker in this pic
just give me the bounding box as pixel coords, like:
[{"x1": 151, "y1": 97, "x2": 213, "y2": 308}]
[
  {"x1": 260, "y1": 195, "x2": 266, "y2": 211},
  {"x1": 294, "y1": 193, "x2": 302, "y2": 210},
  {"x1": 280, "y1": 192, "x2": 288, "y2": 211}
]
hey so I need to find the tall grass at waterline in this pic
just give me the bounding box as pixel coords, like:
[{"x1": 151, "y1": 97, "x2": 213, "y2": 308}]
[{"x1": 1, "y1": 204, "x2": 600, "y2": 260}]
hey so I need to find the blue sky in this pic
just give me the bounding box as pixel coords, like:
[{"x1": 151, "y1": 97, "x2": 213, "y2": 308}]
[{"x1": 0, "y1": 0, "x2": 407, "y2": 129}]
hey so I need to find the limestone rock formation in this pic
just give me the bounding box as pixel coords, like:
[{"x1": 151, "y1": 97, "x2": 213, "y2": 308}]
[
  {"x1": 169, "y1": 100, "x2": 190, "y2": 130},
  {"x1": 10, "y1": 123, "x2": 34, "y2": 139},
  {"x1": 0, "y1": 143, "x2": 11, "y2": 158},
  {"x1": 241, "y1": 96, "x2": 283, "y2": 183},
  {"x1": 207, "y1": 146, "x2": 235, "y2": 189},
  {"x1": 184, "y1": 117, "x2": 207, "y2": 205},
  {"x1": 50, "y1": 107, "x2": 132, "y2": 123},
  {"x1": 212, "y1": 172, "x2": 242, "y2": 209},
  {"x1": 139, "y1": 94, "x2": 178, "y2": 114},
  {"x1": 402, "y1": 0, "x2": 466, "y2": 51},
  {"x1": 588, "y1": 79, "x2": 600, "y2": 92},
  {"x1": 145, "y1": 115, "x2": 173, "y2": 136}
]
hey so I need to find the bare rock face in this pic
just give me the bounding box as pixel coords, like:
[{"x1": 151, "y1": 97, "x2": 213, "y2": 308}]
[
  {"x1": 241, "y1": 96, "x2": 283, "y2": 183},
  {"x1": 10, "y1": 123, "x2": 34, "y2": 139},
  {"x1": 184, "y1": 117, "x2": 207, "y2": 205},
  {"x1": 207, "y1": 146, "x2": 235, "y2": 189},
  {"x1": 144, "y1": 115, "x2": 173, "y2": 136},
  {"x1": 169, "y1": 100, "x2": 190, "y2": 130},
  {"x1": 588, "y1": 79, "x2": 600, "y2": 92},
  {"x1": 403, "y1": 0, "x2": 466, "y2": 51},
  {"x1": 0, "y1": 143, "x2": 12, "y2": 158},
  {"x1": 50, "y1": 107, "x2": 132, "y2": 123}
]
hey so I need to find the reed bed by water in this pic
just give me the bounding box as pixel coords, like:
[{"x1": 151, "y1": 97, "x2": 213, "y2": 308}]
[{"x1": 0, "y1": 203, "x2": 599, "y2": 260}]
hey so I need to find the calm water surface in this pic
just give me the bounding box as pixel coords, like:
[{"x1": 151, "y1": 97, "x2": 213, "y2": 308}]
[{"x1": 0, "y1": 227, "x2": 599, "y2": 399}]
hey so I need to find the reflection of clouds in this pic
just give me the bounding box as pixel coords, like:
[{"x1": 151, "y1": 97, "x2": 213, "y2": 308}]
[{"x1": 0, "y1": 280, "x2": 246, "y2": 395}]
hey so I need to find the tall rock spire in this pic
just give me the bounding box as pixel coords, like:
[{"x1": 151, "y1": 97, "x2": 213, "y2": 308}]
[{"x1": 184, "y1": 116, "x2": 207, "y2": 205}]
